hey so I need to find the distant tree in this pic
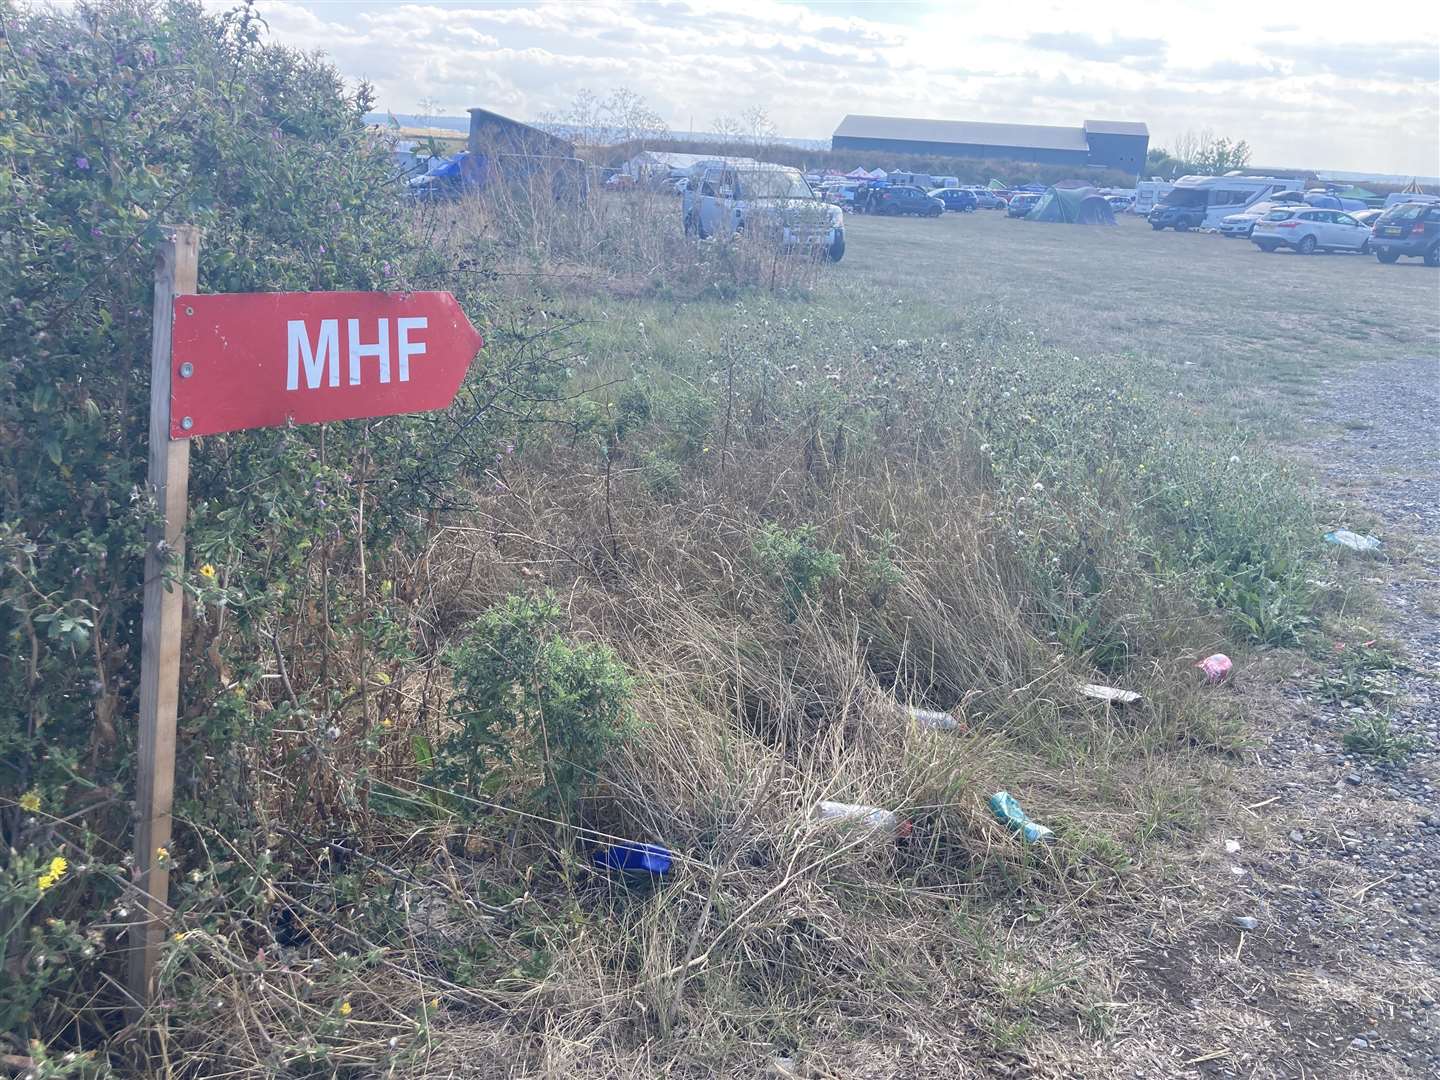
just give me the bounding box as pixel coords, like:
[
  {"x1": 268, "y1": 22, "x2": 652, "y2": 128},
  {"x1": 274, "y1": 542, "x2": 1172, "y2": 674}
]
[
  {"x1": 544, "y1": 87, "x2": 668, "y2": 148},
  {"x1": 1156, "y1": 129, "x2": 1253, "y2": 176},
  {"x1": 713, "y1": 105, "x2": 777, "y2": 158},
  {"x1": 1192, "y1": 136, "x2": 1251, "y2": 175}
]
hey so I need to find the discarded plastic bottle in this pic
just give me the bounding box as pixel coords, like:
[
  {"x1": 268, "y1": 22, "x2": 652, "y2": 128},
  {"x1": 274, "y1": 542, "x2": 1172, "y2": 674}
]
[
  {"x1": 988, "y1": 791, "x2": 1054, "y2": 844},
  {"x1": 592, "y1": 841, "x2": 672, "y2": 876},
  {"x1": 1325, "y1": 530, "x2": 1382, "y2": 553},
  {"x1": 813, "y1": 800, "x2": 901, "y2": 833},
  {"x1": 907, "y1": 706, "x2": 961, "y2": 732}
]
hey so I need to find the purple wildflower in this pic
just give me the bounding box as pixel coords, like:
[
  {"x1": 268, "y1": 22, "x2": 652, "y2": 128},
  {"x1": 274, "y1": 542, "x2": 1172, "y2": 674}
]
[{"x1": 75, "y1": 156, "x2": 90, "y2": 170}]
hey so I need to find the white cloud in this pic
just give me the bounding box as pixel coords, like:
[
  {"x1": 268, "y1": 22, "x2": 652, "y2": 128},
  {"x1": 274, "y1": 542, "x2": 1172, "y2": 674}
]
[{"x1": 246, "y1": 0, "x2": 1439, "y2": 175}]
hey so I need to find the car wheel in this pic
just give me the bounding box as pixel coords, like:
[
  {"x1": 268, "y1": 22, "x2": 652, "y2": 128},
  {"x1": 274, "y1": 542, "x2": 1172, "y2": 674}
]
[
  {"x1": 1151, "y1": 222, "x2": 1165, "y2": 231},
  {"x1": 1426, "y1": 244, "x2": 1440, "y2": 268},
  {"x1": 1174, "y1": 222, "x2": 1190, "y2": 232},
  {"x1": 1296, "y1": 235, "x2": 1317, "y2": 255},
  {"x1": 1376, "y1": 250, "x2": 1399, "y2": 264},
  {"x1": 1255, "y1": 241, "x2": 1278, "y2": 253}
]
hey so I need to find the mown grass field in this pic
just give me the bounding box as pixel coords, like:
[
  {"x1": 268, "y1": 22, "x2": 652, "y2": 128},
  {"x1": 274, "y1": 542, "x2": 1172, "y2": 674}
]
[{"x1": 838, "y1": 208, "x2": 1438, "y2": 431}]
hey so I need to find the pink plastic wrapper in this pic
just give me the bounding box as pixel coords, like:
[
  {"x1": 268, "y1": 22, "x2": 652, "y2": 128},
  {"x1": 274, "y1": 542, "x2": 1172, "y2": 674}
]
[{"x1": 1196, "y1": 653, "x2": 1232, "y2": 683}]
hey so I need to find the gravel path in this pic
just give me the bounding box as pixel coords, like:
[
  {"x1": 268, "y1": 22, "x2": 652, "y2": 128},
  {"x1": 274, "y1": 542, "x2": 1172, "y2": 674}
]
[{"x1": 1236, "y1": 354, "x2": 1440, "y2": 1077}]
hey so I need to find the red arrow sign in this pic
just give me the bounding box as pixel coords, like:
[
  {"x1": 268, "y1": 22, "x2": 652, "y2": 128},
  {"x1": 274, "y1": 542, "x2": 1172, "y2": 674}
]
[{"x1": 169, "y1": 291, "x2": 482, "y2": 438}]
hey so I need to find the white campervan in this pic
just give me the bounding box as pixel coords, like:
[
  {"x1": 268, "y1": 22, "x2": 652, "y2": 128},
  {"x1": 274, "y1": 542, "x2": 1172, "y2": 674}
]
[
  {"x1": 1148, "y1": 175, "x2": 1305, "y2": 231},
  {"x1": 1132, "y1": 180, "x2": 1173, "y2": 215}
]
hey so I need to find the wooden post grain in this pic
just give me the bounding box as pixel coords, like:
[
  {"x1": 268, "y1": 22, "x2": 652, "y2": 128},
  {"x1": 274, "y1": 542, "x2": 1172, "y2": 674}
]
[{"x1": 127, "y1": 225, "x2": 200, "y2": 1017}]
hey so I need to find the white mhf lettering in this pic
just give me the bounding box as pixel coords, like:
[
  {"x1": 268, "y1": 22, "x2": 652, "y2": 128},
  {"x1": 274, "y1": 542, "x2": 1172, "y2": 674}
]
[
  {"x1": 286, "y1": 316, "x2": 428, "y2": 391},
  {"x1": 286, "y1": 319, "x2": 340, "y2": 390}
]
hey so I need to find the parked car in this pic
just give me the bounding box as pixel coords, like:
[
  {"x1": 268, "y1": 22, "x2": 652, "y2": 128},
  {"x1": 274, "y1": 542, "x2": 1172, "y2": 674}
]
[
  {"x1": 1369, "y1": 202, "x2": 1440, "y2": 265},
  {"x1": 961, "y1": 186, "x2": 1005, "y2": 209},
  {"x1": 1148, "y1": 202, "x2": 1206, "y2": 231},
  {"x1": 1218, "y1": 201, "x2": 1280, "y2": 238},
  {"x1": 872, "y1": 186, "x2": 944, "y2": 217},
  {"x1": 1351, "y1": 208, "x2": 1383, "y2": 229},
  {"x1": 1250, "y1": 207, "x2": 1371, "y2": 254},
  {"x1": 1105, "y1": 194, "x2": 1134, "y2": 212},
  {"x1": 1006, "y1": 192, "x2": 1043, "y2": 218},
  {"x1": 928, "y1": 187, "x2": 978, "y2": 212},
  {"x1": 683, "y1": 164, "x2": 845, "y2": 261}
]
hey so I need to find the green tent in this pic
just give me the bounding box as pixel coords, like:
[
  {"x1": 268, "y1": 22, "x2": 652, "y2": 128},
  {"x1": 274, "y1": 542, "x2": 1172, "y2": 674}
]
[
  {"x1": 1333, "y1": 185, "x2": 1377, "y2": 200},
  {"x1": 1027, "y1": 185, "x2": 1117, "y2": 225}
]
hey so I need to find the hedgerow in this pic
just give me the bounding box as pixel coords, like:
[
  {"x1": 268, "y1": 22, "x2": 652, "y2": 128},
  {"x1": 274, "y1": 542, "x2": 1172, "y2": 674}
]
[{"x1": 0, "y1": 0, "x2": 571, "y2": 1058}]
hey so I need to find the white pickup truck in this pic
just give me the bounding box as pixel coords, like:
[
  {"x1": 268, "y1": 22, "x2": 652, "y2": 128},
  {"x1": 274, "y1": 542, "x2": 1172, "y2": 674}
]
[{"x1": 682, "y1": 163, "x2": 845, "y2": 262}]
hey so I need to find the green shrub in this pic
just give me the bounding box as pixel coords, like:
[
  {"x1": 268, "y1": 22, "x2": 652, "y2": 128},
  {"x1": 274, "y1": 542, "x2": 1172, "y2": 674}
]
[
  {"x1": 0, "y1": 0, "x2": 564, "y2": 1050},
  {"x1": 431, "y1": 592, "x2": 633, "y2": 819},
  {"x1": 752, "y1": 523, "x2": 843, "y2": 620}
]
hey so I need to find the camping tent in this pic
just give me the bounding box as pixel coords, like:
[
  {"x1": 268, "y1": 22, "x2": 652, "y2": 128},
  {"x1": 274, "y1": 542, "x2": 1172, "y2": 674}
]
[
  {"x1": 867, "y1": 168, "x2": 886, "y2": 179},
  {"x1": 846, "y1": 167, "x2": 871, "y2": 179},
  {"x1": 1027, "y1": 185, "x2": 1116, "y2": 224}
]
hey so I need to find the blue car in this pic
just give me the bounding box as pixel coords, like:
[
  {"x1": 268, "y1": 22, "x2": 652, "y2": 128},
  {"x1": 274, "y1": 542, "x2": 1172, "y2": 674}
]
[{"x1": 928, "y1": 187, "x2": 977, "y2": 212}]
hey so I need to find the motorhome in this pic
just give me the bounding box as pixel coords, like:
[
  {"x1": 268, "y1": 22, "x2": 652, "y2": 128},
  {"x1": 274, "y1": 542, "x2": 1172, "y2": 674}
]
[
  {"x1": 1148, "y1": 175, "x2": 1305, "y2": 231},
  {"x1": 1132, "y1": 180, "x2": 1173, "y2": 215}
]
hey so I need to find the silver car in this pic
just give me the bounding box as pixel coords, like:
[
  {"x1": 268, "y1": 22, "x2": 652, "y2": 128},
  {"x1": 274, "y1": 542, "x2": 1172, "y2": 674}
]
[
  {"x1": 683, "y1": 164, "x2": 845, "y2": 261},
  {"x1": 1251, "y1": 207, "x2": 1371, "y2": 254},
  {"x1": 1218, "y1": 201, "x2": 1278, "y2": 238}
]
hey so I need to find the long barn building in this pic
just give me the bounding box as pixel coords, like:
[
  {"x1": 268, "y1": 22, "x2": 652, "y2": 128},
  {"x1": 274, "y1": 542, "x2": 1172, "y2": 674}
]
[{"x1": 832, "y1": 115, "x2": 1149, "y2": 177}]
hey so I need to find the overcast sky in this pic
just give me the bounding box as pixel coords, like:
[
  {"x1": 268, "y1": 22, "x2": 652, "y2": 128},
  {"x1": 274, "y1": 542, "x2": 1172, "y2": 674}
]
[{"x1": 245, "y1": 0, "x2": 1439, "y2": 176}]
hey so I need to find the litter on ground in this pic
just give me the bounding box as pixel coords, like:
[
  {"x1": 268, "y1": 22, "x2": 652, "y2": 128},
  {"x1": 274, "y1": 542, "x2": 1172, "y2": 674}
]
[
  {"x1": 1080, "y1": 683, "x2": 1142, "y2": 705},
  {"x1": 1197, "y1": 653, "x2": 1233, "y2": 683},
  {"x1": 1325, "y1": 529, "x2": 1382, "y2": 552},
  {"x1": 592, "y1": 841, "x2": 673, "y2": 875},
  {"x1": 988, "y1": 791, "x2": 1054, "y2": 844}
]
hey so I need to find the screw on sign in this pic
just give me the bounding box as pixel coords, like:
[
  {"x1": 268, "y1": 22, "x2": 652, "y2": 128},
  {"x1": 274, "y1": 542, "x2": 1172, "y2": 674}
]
[
  {"x1": 170, "y1": 290, "x2": 483, "y2": 437},
  {"x1": 128, "y1": 232, "x2": 483, "y2": 1021}
]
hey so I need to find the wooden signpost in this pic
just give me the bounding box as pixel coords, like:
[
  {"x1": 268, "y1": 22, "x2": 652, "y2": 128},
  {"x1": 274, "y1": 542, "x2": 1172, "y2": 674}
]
[{"x1": 127, "y1": 229, "x2": 483, "y2": 1013}]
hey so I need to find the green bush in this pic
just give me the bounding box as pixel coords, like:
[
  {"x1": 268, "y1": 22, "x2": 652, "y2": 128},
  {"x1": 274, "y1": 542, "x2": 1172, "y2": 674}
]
[
  {"x1": 752, "y1": 523, "x2": 843, "y2": 620},
  {"x1": 432, "y1": 593, "x2": 633, "y2": 819},
  {"x1": 0, "y1": 0, "x2": 562, "y2": 1051}
]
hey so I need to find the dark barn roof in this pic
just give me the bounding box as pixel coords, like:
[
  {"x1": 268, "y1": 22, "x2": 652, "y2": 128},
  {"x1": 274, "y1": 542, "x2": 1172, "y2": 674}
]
[
  {"x1": 831, "y1": 114, "x2": 1149, "y2": 177},
  {"x1": 833, "y1": 114, "x2": 1090, "y2": 153}
]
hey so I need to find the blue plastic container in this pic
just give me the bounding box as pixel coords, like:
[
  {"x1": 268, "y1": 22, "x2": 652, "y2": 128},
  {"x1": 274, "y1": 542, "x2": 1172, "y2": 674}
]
[{"x1": 592, "y1": 841, "x2": 673, "y2": 876}]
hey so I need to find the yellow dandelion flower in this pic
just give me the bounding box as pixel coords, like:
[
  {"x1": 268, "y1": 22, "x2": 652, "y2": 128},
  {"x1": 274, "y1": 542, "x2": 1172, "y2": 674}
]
[
  {"x1": 198, "y1": 563, "x2": 217, "y2": 580},
  {"x1": 338, "y1": 1000, "x2": 352, "y2": 1017},
  {"x1": 429, "y1": 997, "x2": 439, "y2": 1010},
  {"x1": 154, "y1": 846, "x2": 170, "y2": 866},
  {"x1": 37, "y1": 855, "x2": 68, "y2": 893},
  {"x1": 380, "y1": 717, "x2": 393, "y2": 729},
  {"x1": 19, "y1": 790, "x2": 41, "y2": 813},
  {"x1": 375, "y1": 672, "x2": 391, "y2": 686}
]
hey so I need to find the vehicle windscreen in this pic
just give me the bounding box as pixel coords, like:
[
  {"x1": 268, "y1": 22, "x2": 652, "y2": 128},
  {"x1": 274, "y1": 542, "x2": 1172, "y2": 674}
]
[
  {"x1": 1158, "y1": 189, "x2": 1207, "y2": 208},
  {"x1": 1262, "y1": 209, "x2": 1295, "y2": 221},
  {"x1": 739, "y1": 171, "x2": 813, "y2": 199},
  {"x1": 1380, "y1": 204, "x2": 1426, "y2": 222}
]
